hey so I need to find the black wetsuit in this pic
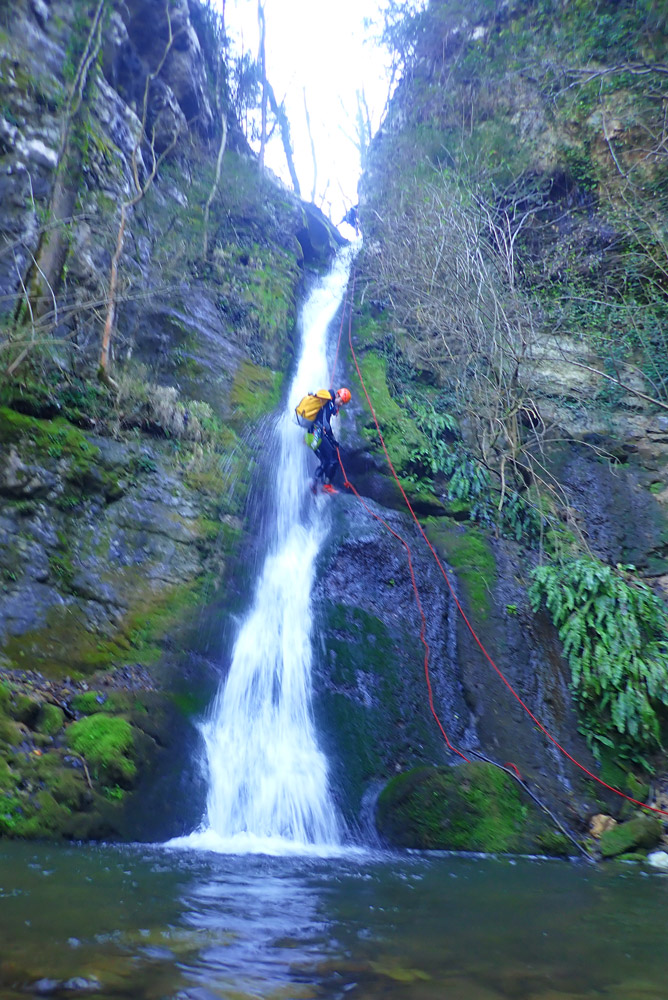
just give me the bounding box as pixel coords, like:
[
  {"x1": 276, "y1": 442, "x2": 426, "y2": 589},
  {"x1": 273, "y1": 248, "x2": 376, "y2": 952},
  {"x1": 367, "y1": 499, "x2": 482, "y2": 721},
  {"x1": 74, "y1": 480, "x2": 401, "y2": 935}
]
[{"x1": 313, "y1": 393, "x2": 340, "y2": 484}]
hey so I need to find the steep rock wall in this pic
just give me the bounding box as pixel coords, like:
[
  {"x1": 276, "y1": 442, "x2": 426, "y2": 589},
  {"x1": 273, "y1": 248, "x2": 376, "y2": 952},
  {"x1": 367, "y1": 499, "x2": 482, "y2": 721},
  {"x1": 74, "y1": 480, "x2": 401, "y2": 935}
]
[
  {"x1": 316, "y1": 0, "x2": 668, "y2": 849},
  {"x1": 0, "y1": 0, "x2": 342, "y2": 838}
]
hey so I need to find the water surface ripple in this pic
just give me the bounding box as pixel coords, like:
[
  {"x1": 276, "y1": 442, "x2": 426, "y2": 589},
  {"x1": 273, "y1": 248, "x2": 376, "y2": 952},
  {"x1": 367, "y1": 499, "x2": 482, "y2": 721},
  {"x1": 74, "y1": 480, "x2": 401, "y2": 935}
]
[{"x1": 1, "y1": 843, "x2": 667, "y2": 999}]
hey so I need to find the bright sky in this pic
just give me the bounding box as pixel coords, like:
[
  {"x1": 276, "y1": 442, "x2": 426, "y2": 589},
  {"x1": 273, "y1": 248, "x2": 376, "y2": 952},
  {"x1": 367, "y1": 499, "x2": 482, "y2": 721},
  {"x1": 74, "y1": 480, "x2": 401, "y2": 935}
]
[{"x1": 224, "y1": 0, "x2": 394, "y2": 234}]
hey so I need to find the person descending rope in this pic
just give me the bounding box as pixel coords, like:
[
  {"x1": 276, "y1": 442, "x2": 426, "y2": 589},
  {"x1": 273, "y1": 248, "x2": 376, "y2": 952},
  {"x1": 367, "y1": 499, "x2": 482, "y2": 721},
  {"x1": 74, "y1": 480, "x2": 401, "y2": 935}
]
[{"x1": 295, "y1": 387, "x2": 351, "y2": 494}]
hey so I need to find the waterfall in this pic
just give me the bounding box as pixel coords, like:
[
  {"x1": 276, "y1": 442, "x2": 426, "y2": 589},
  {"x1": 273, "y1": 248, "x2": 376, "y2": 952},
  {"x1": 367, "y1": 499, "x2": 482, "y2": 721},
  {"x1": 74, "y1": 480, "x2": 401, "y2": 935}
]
[{"x1": 173, "y1": 247, "x2": 356, "y2": 855}]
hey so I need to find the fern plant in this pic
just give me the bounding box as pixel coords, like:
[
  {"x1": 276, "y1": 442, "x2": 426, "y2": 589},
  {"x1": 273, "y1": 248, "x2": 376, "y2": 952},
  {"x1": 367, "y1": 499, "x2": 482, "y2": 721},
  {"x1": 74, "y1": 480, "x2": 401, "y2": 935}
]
[{"x1": 529, "y1": 558, "x2": 668, "y2": 755}]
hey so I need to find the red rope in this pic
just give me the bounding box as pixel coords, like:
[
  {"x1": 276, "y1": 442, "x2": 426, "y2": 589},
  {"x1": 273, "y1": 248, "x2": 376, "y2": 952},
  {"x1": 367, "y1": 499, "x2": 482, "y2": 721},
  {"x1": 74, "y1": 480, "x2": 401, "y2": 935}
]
[
  {"x1": 334, "y1": 282, "x2": 668, "y2": 820},
  {"x1": 337, "y1": 453, "x2": 469, "y2": 762}
]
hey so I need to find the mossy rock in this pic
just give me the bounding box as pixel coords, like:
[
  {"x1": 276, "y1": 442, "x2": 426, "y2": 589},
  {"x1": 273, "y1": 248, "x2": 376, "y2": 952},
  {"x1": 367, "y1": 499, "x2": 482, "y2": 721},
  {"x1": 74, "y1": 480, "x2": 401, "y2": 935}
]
[
  {"x1": 0, "y1": 715, "x2": 22, "y2": 747},
  {"x1": 50, "y1": 768, "x2": 90, "y2": 810},
  {"x1": 8, "y1": 692, "x2": 41, "y2": 726},
  {"x1": 0, "y1": 407, "x2": 100, "y2": 483},
  {"x1": 3, "y1": 575, "x2": 213, "y2": 679},
  {"x1": 424, "y1": 520, "x2": 496, "y2": 620},
  {"x1": 0, "y1": 757, "x2": 13, "y2": 791},
  {"x1": 36, "y1": 703, "x2": 65, "y2": 736},
  {"x1": 376, "y1": 762, "x2": 568, "y2": 855},
  {"x1": 229, "y1": 359, "x2": 283, "y2": 424},
  {"x1": 66, "y1": 714, "x2": 136, "y2": 785},
  {"x1": 70, "y1": 690, "x2": 110, "y2": 715},
  {"x1": 625, "y1": 772, "x2": 651, "y2": 805},
  {"x1": 599, "y1": 815, "x2": 662, "y2": 858},
  {"x1": 354, "y1": 351, "x2": 423, "y2": 473}
]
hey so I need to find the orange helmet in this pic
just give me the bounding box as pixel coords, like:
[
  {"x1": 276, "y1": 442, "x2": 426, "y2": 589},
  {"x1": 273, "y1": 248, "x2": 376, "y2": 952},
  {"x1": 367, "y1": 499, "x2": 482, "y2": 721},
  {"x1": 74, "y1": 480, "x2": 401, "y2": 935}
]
[{"x1": 337, "y1": 387, "x2": 351, "y2": 404}]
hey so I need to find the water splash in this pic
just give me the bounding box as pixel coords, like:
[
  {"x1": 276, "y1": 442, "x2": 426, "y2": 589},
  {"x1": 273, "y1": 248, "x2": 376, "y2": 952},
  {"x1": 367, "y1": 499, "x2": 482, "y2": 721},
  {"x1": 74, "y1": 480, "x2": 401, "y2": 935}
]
[{"x1": 172, "y1": 247, "x2": 356, "y2": 855}]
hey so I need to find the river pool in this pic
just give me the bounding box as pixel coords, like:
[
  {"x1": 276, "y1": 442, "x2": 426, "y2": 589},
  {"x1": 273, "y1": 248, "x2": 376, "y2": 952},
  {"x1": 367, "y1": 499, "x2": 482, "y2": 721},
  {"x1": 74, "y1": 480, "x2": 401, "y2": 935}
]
[{"x1": 1, "y1": 843, "x2": 667, "y2": 999}]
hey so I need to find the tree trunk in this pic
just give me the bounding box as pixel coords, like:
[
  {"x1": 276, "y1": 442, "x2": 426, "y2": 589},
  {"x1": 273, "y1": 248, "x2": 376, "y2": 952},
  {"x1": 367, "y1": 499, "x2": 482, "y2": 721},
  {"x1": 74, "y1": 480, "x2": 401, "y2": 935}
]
[
  {"x1": 303, "y1": 89, "x2": 317, "y2": 203},
  {"x1": 258, "y1": 0, "x2": 268, "y2": 170},
  {"x1": 267, "y1": 82, "x2": 300, "y2": 195}
]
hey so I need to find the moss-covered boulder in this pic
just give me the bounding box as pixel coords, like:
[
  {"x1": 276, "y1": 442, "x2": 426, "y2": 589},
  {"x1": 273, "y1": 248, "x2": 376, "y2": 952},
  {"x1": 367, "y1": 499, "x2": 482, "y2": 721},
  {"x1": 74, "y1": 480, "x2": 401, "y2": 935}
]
[
  {"x1": 66, "y1": 714, "x2": 136, "y2": 786},
  {"x1": 599, "y1": 815, "x2": 662, "y2": 858},
  {"x1": 375, "y1": 762, "x2": 572, "y2": 855}
]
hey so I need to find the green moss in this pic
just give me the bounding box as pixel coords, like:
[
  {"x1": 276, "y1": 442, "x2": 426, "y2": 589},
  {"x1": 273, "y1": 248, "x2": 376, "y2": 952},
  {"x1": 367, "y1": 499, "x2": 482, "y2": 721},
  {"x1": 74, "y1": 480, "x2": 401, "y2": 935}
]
[
  {"x1": 424, "y1": 520, "x2": 496, "y2": 619},
  {"x1": 230, "y1": 245, "x2": 299, "y2": 343},
  {"x1": 8, "y1": 691, "x2": 40, "y2": 725},
  {"x1": 321, "y1": 692, "x2": 384, "y2": 811},
  {"x1": 376, "y1": 762, "x2": 532, "y2": 853},
  {"x1": 3, "y1": 572, "x2": 218, "y2": 678},
  {"x1": 0, "y1": 407, "x2": 99, "y2": 477},
  {"x1": 0, "y1": 681, "x2": 11, "y2": 711},
  {"x1": 354, "y1": 351, "x2": 423, "y2": 472},
  {"x1": 70, "y1": 691, "x2": 106, "y2": 715},
  {"x1": 20, "y1": 790, "x2": 72, "y2": 837},
  {"x1": 535, "y1": 829, "x2": 572, "y2": 858},
  {"x1": 0, "y1": 757, "x2": 14, "y2": 791},
  {"x1": 229, "y1": 359, "x2": 283, "y2": 422},
  {"x1": 0, "y1": 404, "x2": 124, "y2": 500},
  {"x1": 317, "y1": 603, "x2": 467, "y2": 817},
  {"x1": 0, "y1": 738, "x2": 125, "y2": 838},
  {"x1": 625, "y1": 772, "x2": 650, "y2": 805},
  {"x1": 596, "y1": 746, "x2": 628, "y2": 790},
  {"x1": 353, "y1": 310, "x2": 385, "y2": 350},
  {"x1": 71, "y1": 690, "x2": 145, "y2": 716},
  {"x1": 171, "y1": 688, "x2": 212, "y2": 717},
  {"x1": 0, "y1": 792, "x2": 25, "y2": 835},
  {"x1": 36, "y1": 703, "x2": 65, "y2": 735},
  {"x1": 0, "y1": 716, "x2": 22, "y2": 746},
  {"x1": 599, "y1": 816, "x2": 662, "y2": 858},
  {"x1": 50, "y1": 769, "x2": 89, "y2": 810},
  {"x1": 102, "y1": 784, "x2": 125, "y2": 802},
  {"x1": 66, "y1": 714, "x2": 136, "y2": 784}
]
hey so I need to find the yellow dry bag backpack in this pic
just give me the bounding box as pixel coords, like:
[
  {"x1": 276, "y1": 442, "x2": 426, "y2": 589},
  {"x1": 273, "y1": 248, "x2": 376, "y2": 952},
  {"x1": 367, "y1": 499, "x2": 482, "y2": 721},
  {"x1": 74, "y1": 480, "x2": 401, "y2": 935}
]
[{"x1": 294, "y1": 390, "x2": 332, "y2": 428}]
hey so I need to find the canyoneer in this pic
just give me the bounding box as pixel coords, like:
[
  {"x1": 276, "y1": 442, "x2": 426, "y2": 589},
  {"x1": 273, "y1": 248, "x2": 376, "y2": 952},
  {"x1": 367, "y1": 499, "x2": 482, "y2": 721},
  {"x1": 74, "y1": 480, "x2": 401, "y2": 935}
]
[{"x1": 295, "y1": 387, "x2": 351, "y2": 494}]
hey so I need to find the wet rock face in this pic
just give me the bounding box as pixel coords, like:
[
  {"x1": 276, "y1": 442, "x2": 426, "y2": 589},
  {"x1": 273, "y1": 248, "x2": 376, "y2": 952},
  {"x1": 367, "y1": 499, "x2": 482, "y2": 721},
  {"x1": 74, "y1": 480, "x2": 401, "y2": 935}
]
[
  {"x1": 558, "y1": 449, "x2": 668, "y2": 576},
  {"x1": 312, "y1": 495, "x2": 604, "y2": 838},
  {"x1": 312, "y1": 498, "x2": 476, "y2": 824},
  {"x1": 0, "y1": 422, "x2": 216, "y2": 674},
  {"x1": 121, "y1": 0, "x2": 214, "y2": 136},
  {"x1": 347, "y1": 0, "x2": 668, "y2": 849},
  {"x1": 0, "y1": 0, "x2": 349, "y2": 840}
]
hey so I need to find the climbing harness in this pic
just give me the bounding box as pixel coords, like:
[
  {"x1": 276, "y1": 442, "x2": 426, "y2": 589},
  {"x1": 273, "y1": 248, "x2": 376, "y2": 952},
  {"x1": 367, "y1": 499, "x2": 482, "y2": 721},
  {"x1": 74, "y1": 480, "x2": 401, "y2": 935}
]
[{"x1": 331, "y1": 269, "x2": 668, "y2": 823}]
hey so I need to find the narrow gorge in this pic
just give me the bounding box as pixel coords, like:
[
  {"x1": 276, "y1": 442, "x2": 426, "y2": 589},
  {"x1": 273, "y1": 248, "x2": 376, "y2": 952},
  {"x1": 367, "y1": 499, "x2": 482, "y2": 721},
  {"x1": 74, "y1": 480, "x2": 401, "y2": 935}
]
[{"x1": 1, "y1": 0, "x2": 668, "y2": 869}]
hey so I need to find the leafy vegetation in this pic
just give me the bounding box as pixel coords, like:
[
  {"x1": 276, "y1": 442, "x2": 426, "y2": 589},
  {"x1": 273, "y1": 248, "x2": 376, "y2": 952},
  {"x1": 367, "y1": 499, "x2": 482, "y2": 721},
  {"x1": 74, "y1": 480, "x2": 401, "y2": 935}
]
[
  {"x1": 529, "y1": 559, "x2": 668, "y2": 759},
  {"x1": 407, "y1": 397, "x2": 548, "y2": 543}
]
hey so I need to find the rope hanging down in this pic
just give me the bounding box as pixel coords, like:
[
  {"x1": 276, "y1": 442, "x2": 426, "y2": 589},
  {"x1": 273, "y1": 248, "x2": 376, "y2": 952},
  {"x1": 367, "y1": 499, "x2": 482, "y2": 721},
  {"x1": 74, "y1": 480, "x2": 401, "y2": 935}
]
[{"x1": 330, "y1": 275, "x2": 668, "y2": 822}]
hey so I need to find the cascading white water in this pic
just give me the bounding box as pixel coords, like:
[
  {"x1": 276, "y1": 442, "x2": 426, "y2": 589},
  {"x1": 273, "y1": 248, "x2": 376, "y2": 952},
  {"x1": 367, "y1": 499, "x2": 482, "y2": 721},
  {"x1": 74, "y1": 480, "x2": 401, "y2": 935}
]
[{"x1": 174, "y1": 246, "x2": 356, "y2": 854}]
